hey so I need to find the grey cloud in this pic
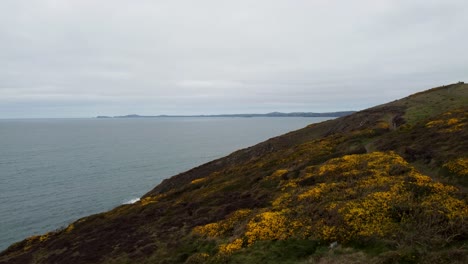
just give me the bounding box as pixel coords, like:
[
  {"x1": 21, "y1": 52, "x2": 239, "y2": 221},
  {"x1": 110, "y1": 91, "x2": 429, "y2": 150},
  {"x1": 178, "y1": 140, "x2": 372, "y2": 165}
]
[{"x1": 1, "y1": 0, "x2": 467, "y2": 118}]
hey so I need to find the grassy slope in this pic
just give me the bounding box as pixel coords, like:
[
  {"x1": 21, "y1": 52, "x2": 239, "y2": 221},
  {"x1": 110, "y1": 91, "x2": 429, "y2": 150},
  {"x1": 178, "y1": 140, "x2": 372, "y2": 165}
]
[{"x1": 1, "y1": 83, "x2": 467, "y2": 264}]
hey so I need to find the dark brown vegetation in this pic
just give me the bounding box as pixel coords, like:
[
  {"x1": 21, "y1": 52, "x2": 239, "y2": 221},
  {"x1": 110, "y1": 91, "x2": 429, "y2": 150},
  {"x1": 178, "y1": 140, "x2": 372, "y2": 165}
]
[{"x1": 1, "y1": 83, "x2": 467, "y2": 264}]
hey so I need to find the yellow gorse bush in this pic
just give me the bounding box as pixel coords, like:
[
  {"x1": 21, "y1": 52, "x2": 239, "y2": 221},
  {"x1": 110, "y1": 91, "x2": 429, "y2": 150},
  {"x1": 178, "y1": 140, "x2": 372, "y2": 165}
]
[
  {"x1": 338, "y1": 191, "x2": 398, "y2": 239},
  {"x1": 23, "y1": 232, "x2": 53, "y2": 251},
  {"x1": 191, "y1": 177, "x2": 208, "y2": 184},
  {"x1": 193, "y1": 209, "x2": 252, "y2": 238},
  {"x1": 191, "y1": 152, "x2": 468, "y2": 254},
  {"x1": 140, "y1": 194, "x2": 166, "y2": 206},
  {"x1": 269, "y1": 169, "x2": 288, "y2": 179},
  {"x1": 425, "y1": 109, "x2": 467, "y2": 133},
  {"x1": 245, "y1": 211, "x2": 290, "y2": 245},
  {"x1": 444, "y1": 158, "x2": 468, "y2": 177},
  {"x1": 219, "y1": 238, "x2": 243, "y2": 254},
  {"x1": 298, "y1": 183, "x2": 342, "y2": 201}
]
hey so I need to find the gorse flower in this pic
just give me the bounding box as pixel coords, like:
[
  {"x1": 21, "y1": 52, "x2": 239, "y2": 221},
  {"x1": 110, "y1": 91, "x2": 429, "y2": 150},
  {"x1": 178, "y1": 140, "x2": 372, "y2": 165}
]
[
  {"x1": 192, "y1": 152, "x2": 468, "y2": 254},
  {"x1": 444, "y1": 158, "x2": 468, "y2": 177}
]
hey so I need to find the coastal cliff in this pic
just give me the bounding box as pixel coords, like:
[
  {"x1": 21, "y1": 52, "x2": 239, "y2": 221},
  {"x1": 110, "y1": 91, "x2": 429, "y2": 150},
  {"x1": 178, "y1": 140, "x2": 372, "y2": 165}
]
[{"x1": 1, "y1": 83, "x2": 467, "y2": 263}]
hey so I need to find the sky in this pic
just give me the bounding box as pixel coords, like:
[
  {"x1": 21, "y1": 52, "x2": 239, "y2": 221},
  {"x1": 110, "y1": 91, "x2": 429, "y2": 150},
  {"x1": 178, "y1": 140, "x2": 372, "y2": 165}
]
[{"x1": 1, "y1": 0, "x2": 467, "y2": 118}]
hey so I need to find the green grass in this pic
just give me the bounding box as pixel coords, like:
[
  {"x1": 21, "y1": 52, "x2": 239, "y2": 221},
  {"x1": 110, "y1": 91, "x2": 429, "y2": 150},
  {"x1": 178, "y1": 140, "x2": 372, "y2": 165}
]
[
  {"x1": 227, "y1": 240, "x2": 321, "y2": 264},
  {"x1": 398, "y1": 83, "x2": 467, "y2": 125}
]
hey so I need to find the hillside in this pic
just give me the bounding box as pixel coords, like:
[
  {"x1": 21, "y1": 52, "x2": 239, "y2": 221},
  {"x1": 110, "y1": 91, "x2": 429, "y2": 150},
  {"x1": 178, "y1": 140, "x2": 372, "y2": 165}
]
[{"x1": 1, "y1": 83, "x2": 467, "y2": 264}]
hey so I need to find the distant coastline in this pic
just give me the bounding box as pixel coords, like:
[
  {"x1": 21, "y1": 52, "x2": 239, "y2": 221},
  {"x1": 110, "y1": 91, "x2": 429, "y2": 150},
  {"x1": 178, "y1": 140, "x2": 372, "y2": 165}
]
[{"x1": 96, "y1": 111, "x2": 355, "y2": 119}]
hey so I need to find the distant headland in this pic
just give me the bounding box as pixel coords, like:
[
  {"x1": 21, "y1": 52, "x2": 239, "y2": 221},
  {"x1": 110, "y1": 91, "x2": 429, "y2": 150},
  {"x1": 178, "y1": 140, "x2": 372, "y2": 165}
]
[{"x1": 96, "y1": 111, "x2": 355, "y2": 119}]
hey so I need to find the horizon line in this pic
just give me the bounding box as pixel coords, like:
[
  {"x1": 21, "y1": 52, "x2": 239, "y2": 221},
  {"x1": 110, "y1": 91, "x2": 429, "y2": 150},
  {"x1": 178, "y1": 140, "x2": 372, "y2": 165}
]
[{"x1": 0, "y1": 110, "x2": 357, "y2": 120}]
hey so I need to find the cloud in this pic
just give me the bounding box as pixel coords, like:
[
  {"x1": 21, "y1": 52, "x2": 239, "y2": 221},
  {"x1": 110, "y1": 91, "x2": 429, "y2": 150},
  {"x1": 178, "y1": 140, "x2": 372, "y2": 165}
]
[{"x1": 0, "y1": 0, "x2": 467, "y2": 118}]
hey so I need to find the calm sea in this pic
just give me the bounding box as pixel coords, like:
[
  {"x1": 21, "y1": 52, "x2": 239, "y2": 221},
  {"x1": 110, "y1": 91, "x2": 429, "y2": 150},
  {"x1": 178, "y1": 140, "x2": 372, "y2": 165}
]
[{"x1": 0, "y1": 117, "x2": 331, "y2": 251}]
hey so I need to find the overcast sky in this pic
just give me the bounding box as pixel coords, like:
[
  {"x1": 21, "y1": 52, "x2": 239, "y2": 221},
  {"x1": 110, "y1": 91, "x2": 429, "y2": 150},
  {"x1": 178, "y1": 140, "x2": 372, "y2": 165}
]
[{"x1": 1, "y1": 0, "x2": 467, "y2": 118}]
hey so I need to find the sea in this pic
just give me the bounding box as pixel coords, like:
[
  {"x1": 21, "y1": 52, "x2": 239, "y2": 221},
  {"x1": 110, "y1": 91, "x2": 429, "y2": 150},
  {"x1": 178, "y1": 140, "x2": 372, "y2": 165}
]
[{"x1": 0, "y1": 117, "x2": 331, "y2": 251}]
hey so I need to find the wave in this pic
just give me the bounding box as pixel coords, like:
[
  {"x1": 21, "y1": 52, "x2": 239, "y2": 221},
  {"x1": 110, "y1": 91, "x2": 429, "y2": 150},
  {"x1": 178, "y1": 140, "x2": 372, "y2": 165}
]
[{"x1": 123, "y1": 197, "x2": 140, "y2": 204}]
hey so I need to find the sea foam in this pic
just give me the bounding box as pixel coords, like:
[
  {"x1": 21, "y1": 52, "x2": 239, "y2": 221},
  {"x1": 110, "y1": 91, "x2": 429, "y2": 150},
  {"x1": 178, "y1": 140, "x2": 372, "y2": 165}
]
[{"x1": 123, "y1": 198, "x2": 140, "y2": 204}]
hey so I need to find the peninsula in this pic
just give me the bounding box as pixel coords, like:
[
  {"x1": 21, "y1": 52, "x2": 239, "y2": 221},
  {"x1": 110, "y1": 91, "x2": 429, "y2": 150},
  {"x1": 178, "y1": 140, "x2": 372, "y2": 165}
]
[{"x1": 96, "y1": 111, "x2": 355, "y2": 119}]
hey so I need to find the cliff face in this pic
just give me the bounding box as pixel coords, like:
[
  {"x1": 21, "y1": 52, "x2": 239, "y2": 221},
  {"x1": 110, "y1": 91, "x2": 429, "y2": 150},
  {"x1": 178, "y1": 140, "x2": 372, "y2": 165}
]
[{"x1": 1, "y1": 83, "x2": 467, "y2": 264}]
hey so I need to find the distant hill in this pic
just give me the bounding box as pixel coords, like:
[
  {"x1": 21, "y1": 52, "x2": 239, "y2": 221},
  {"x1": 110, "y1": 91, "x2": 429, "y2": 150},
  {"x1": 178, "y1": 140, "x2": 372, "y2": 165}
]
[
  {"x1": 96, "y1": 111, "x2": 355, "y2": 119},
  {"x1": 2, "y1": 82, "x2": 467, "y2": 264}
]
